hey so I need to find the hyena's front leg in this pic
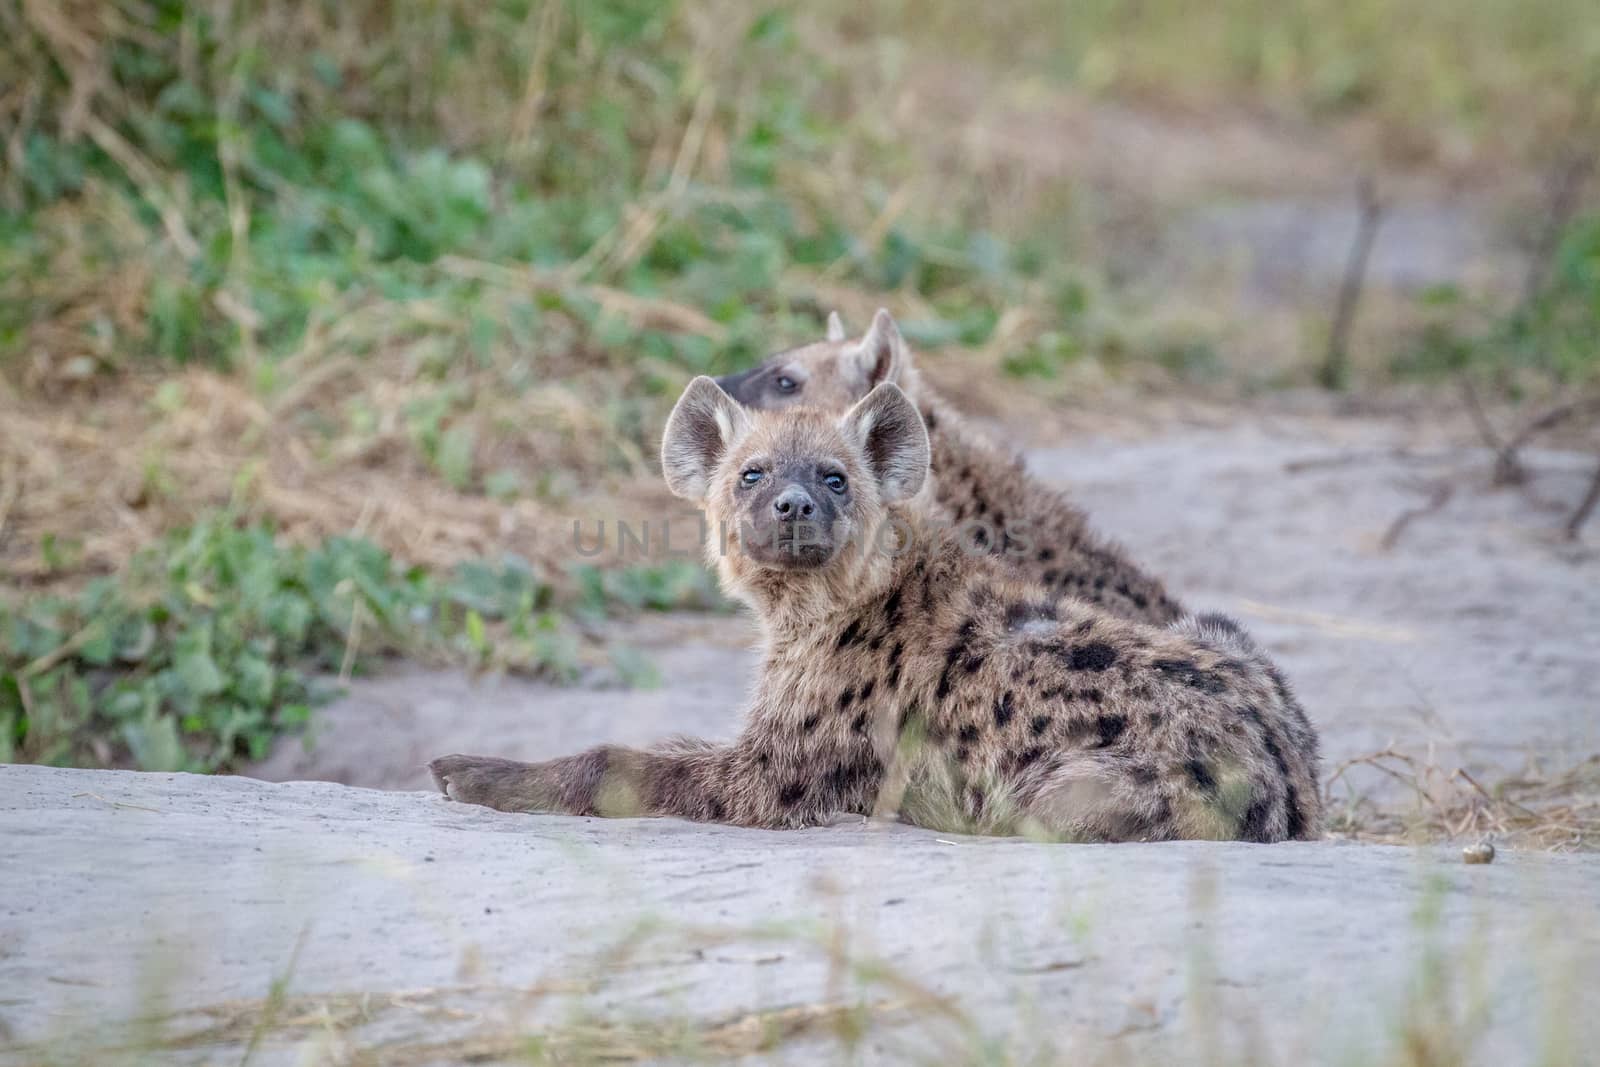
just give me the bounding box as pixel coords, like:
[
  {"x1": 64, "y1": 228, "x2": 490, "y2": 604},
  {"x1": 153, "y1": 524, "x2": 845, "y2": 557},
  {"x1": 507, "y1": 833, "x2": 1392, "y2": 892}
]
[
  {"x1": 430, "y1": 740, "x2": 720, "y2": 819},
  {"x1": 430, "y1": 735, "x2": 871, "y2": 828}
]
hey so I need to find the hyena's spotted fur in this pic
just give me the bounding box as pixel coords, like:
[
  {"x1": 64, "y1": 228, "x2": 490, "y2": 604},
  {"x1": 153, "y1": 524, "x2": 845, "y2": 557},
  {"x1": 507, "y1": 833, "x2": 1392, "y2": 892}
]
[
  {"x1": 431, "y1": 379, "x2": 1320, "y2": 842},
  {"x1": 713, "y1": 309, "x2": 1183, "y2": 625}
]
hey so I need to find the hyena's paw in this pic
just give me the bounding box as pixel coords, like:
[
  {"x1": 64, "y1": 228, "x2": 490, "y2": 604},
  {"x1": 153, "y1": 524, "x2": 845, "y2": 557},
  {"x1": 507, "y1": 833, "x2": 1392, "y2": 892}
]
[{"x1": 428, "y1": 754, "x2": 544, "y2": 813}]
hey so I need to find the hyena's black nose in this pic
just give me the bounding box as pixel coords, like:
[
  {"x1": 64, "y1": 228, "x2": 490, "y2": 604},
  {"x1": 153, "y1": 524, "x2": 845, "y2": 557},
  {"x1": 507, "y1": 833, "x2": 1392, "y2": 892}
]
[{"x1": 772, "y1": 486, "x2": 815, "y2": 519}]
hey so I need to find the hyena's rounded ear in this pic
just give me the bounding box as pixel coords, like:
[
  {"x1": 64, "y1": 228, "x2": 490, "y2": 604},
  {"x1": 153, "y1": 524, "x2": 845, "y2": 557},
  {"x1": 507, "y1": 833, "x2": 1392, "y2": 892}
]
[
  {"x1": 840, "y1": 382, "x2": 929, "y2": 504},
  {"x1": 851, "y1": 308, "x2": 907, "y2": 388},
  {"x1": 662, "y1": 376, "x2": 750, "y2": 501},
  {"x1": 825, "y1": 310, "x2": 847, "y2": 342}
]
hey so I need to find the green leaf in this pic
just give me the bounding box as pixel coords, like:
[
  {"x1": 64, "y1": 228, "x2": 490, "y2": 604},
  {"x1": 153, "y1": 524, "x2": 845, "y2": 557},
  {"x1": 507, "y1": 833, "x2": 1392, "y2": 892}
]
[
  {"x1": 173, "y1": 627, "x2": 226, "y2": 698},
  {"x1": 123, "y1": 713, "x2": 186, "y2": 773}
]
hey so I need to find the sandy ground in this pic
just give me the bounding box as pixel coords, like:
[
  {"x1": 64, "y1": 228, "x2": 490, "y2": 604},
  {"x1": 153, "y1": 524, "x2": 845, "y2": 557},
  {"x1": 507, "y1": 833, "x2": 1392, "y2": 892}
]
[
  {"x1": 252, "y1": 410, "x2": 1600, "y2": 810},
  {"x1": 6, "y1": 764, "x2": 1599, "y2": 1065}
]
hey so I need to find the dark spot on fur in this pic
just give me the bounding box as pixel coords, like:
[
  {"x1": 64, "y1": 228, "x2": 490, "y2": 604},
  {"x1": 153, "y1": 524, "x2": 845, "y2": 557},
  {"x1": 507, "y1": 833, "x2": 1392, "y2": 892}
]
[
  {"x1": 994, "y1": 691, "x2": 1015, "y2": 728},
  {"x1": 707, "y1": 796, "x2": 726, "y2": 821},
  {"x1": 1094, "y1": 713, "x2": 1128, "y2": 748},
  {"x1": 1037, "y1": 548, "x2": 1055, "y2": 562},
  {"x1": 1129, "y1": 763, "x2": 1158, "y2": 785},
  {"x1": 1114, "y1": 581, "x2": 1150, "y2": 610},
  {"x1": 755, "y1": 750, "x2": 770, "y2": 767},
  {"x1": 868, "y1": 635, "x2": 883, "y2": 652},
  {"x1": 1154, "y1": 658, "x2": 1228, "y2": 695},
  {"x1": 836, "y1": 619, "x2": 864, "y2": 650},
  {"x1": 801, "y1": 712, "x2": 821, "y2": 733},
  {"x1": 852, "y1": 710, "x2": 868, "y2": 733},
  {"x1": 837, "y1": 688, "x2": 855, "y2": 711},
  {"x1": 1041, "y1": 569, "x2": 1059, "y2": 586},
  {"x1": 1080, "y1": 687, "x2": 1103, "y2": 704},
  {"x1": 883, "y1": 588, "x2": 902, "y2": 628},
  {"x1": 962, "y1": 654, "x2": 985, "y2": 674},
  {"x1": 1067, "y1": 642, "x2": 1118, "y2": 672},
  {"x1": 859, "y1": 679, "x2": 875, "y2": 702},
  {"x1": 1240, "y1": 791, "x2": 1276, "y2": 843},
  {"x1": 1286, "y1": 788, "x2": 1307, "y2": 840},
  {"x1": 885, "y1": 641, "x2": 904, "y2": 690},
  {"x1": 1030, "y1": 715, "x2": 1051, "y2": 735},
  {"x1": 1185, "y1": 760, "x2": 1218, "y2": 795},
  {"x1": 958, "y1": 724, "x2": 981, "y2": 743},
  {"x1": 955, "y1": 744, "x2": 971, "y2": 763},
  {"x1": 778, "y1": 781, "x2": 807, "y2": 807},
  {"x1": 1073, "y1": 620, "x2": 1094, "y2": 635},
  {"x1": 1006, "y1": 746, "x2": 1046, "y2": 773}
]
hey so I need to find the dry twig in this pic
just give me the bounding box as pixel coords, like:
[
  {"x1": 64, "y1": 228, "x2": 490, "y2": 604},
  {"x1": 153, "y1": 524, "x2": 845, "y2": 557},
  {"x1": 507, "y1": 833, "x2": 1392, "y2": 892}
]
[
  {"x1": 1320, "y1": 176, "x2": 1384, "y2": 389},
  {"x1": 1379, "y1": 483, "x2": 1453, "y2": 551}
]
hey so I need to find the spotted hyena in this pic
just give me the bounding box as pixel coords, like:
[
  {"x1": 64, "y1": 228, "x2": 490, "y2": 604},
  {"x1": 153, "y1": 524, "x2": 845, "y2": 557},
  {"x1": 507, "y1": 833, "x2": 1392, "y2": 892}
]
[
  {"x1": 430, "y1": 378, "x2": 1320, "y2": 842},
  {"x1": 713, "y1": 309, "x2": 1182, "y2": 626}
]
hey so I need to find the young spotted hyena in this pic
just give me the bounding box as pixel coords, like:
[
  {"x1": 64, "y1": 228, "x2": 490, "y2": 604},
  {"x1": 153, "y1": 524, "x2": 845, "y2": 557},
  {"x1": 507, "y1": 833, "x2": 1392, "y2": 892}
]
[
  {"x1": 430, "y1": 378, "x2": 1321, "y2": 842},
  {"x1": 714, "y1": 309, "x2": 1183, "y2": 626}
]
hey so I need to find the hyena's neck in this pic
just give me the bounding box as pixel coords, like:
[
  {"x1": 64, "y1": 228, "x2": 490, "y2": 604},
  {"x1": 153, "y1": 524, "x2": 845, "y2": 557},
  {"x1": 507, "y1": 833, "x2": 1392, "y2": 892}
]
[
  {"x1": 902, "y1": 382, "x2": 1026, "y2": 526},
  {"x1": 747, "y1": 512, "x2": 954, "y2": 654}
]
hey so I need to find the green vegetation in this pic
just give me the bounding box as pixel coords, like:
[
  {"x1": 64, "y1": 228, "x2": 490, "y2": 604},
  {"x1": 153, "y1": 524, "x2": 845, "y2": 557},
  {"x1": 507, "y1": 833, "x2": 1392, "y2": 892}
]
[
  {"x1": 1398, "y1": 215, "x2": 1600, "y2": 385},
  {"x1": 0, "y1": 517, "x2": 720, "y2": 772}
]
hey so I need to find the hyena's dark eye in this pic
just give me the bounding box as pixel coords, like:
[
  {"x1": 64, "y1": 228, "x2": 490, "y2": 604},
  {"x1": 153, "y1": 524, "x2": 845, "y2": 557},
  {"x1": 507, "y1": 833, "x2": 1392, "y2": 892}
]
[
  {"x1": 823, "y1": 473, "x2": 847, "y2": 494},
  {"x1": 774, "y1": 375, "x2": 798, "y2": 394},
  {"x1": 741, "y1": 469, "x2": 764, "y2": 487}
]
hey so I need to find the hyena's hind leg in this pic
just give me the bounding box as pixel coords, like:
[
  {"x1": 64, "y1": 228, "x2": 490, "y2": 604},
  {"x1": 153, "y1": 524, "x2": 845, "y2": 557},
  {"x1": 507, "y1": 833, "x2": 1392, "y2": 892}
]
[
  {"x1": 1015, "y1": 750, "x2": 1297, "y2": 843},
  {"x1": 1014, "y1": 753, "x2": 1184, "y2": 842}
]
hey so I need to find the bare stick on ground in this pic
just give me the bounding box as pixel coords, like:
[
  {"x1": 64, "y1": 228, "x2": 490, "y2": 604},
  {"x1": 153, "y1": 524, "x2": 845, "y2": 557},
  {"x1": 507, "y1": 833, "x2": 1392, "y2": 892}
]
[
  {"x1": 1489, "y1": 395, "x2": 1600, "y2": 487},
  {"x1": 1380, "y1": 483, "x2": 1454, "y2": 551},
  {"x1": 1568, "y1": 456, "x2": 1600, "y2": 539},
  {"x1": 1319, "y1": 177, "x2": 1384, "y2": 390}
]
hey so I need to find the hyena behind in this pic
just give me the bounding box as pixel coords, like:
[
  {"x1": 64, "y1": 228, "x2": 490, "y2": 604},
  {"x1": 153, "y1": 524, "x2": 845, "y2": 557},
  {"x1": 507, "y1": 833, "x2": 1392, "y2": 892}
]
[
  {"x1": 431, "y1": 379, "x2": 1321, "y2": 842},
  {"x1": 712, "y1": 309, "x2": 1184, "y2": 626}
]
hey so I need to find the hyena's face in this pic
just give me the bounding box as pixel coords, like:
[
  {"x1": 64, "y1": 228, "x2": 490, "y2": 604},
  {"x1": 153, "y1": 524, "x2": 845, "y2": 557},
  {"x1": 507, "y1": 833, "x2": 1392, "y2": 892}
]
[
  {"x1": 661, "y1": 377, "x2": 929, "y2": 582},
  {"x1": 714, "y1": 309, "x2": 911, "y2": 414}
]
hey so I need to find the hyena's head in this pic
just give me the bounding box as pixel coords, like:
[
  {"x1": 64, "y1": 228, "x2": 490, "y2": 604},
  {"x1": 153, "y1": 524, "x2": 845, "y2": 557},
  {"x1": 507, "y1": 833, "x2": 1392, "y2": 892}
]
[
  {"x1": 713, "y1": 309, "x2": 919, "y2": 414},
  {"x1": 661, "y1": 375, "x2": 929, "y2": 603}
]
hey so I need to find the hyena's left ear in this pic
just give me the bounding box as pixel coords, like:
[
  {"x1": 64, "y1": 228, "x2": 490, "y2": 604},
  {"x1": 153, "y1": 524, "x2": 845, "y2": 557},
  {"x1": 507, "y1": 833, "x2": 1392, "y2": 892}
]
[
  {"x1": 662, "y1": 376, "x2": 750, "y2": 501},
  {"x1": 840, "y1": 382, "x2": 929, "y2": 504},
  {"x1": 825, "y1": 310, "x2": 847, "y2": 342}
]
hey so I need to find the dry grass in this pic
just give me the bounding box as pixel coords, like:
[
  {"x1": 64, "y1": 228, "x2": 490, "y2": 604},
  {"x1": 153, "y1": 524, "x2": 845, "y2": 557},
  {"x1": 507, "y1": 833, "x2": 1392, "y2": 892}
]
[
  {"x1": 1324, "y1": 748, "x2": 1600, "y2": 852},
  {"x1": 0, "y1": 331, "x2": 693, "y2": 591}
]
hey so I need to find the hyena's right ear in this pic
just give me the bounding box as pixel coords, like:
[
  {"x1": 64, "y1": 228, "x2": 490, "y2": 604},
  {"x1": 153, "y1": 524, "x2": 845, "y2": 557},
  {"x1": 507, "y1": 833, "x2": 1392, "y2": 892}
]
[
  {"x1": 661, "y1": 376, "x2": 751, "y2": 501},
  {"x1": 839, "y1": 382, "x2": 929, "y2": 504},
  {"x1": 825, "y1": 311, "x2": 847, "y2": 342}
]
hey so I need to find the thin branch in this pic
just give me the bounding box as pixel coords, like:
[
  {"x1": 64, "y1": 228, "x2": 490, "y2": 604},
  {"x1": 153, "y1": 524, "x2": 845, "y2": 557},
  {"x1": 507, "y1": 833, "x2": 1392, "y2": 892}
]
[
  {"x1": 1320, "y1": 176, "x2": 1384, "y2": 390},
  {"x1": 1567, "y1": 455, "x2": 1600, "y2": 539},
  {"x1": 1380, "y1": 483, "x2": 1453, "y2": 551},
  {"x1": 1458, "y1": 378, "x2": 1504, "y2": 451},
  {"x1": 1519, "y1": 74, "x2": 1600, "y2": 313},
  {"x1": 1493, "y1": 396, "x2": 1600, "y2": 487}
]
